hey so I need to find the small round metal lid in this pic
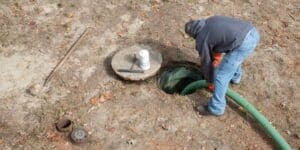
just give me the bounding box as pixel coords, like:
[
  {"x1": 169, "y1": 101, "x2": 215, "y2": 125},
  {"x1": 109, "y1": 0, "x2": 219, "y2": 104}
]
[{"x1": 70, "y1": 128, "x2": 88, "y2": 143}]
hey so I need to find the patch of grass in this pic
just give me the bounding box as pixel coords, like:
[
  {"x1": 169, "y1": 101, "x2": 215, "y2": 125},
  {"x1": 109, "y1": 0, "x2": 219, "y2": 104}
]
[
  {"x1": 62, "y1": 23, "x2": 69, "y2": 29},
  {"x1": 127, "y1": 0, "x2": 136, "y2": 10},
  {"x1": 57, "y1": 3, "x2": 63, "y2": 8}
]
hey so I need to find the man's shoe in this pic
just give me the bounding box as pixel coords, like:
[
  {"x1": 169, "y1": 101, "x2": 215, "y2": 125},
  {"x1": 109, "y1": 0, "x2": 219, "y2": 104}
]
[
  {"x1": 230, "y1": 79, "x2": 240, "y2": 85},
  {"x1": 196, "y1": 105, "x2": 223, "y2": 116},
  {"x1": 196, "y1": 105, "x2": 211, "y2": 116}
]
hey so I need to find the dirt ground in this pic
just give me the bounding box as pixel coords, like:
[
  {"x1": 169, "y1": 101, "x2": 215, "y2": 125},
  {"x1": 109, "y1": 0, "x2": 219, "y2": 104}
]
[{"x1": 0, "y1": 0, "x2": 299, "y2": 149}]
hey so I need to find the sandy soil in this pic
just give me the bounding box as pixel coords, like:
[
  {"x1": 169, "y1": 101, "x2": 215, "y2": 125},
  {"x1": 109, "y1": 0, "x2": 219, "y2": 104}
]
[{"x1": 0, "y1": 0, "x2": 299, "y2": 149}]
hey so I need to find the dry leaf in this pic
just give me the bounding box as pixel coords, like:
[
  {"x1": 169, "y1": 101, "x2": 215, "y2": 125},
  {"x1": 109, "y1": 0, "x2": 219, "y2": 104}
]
[
  {"x1": 46, "y1": 131, "x2": 62, "y2": 142},
  {"x1": 105, "y1": 127, "x2": 116, "y2": 133},
  {"x1": 165, "y1": 41, "x2": 172, "y2": 47},
  {"x1": 99, "y1": 95, "x2": 106, "y2": 103},
  {"x1": 153, "y1": 0, "x2": 161, "y2": 5},
  {"x1": 99, "y1": 91, "x2": 113, "y2": 103},
  {"x1": 64, "y1": 13, "x2": 74, "y2": 18},
  {"x1": 46, "y1": 131, "x2": 55, "y2": 138},
  {"x1": 117, "y1": 31, "x2": 124, "y2": 37},
  {"x1": 89, "y1": 96, "x2": 99, "y2": 105},
  {"x1": 117, "y1": 28, "x2": 127, "y2": 37},
  {"x1": 28, "y1": 21, "x2": 37, "y2": 28},
  {"x1": 103, "y1": 91, "x2": 113, "y2": 100},
  {"x1": 161, "y1": 124, "x2": 168, "y2": 130}
]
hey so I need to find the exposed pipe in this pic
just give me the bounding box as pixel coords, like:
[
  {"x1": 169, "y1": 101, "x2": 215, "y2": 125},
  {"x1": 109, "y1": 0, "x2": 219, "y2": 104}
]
[{"x1": 180, "y1": 80, "x2": 292, "y2": 150}]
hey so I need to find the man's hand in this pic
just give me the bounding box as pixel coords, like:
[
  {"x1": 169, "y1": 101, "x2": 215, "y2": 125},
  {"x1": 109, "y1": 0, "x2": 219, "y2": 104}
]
[
  {"x1": 212, "y1": 52, "x2": 222, "y2": 68},
  {"x1": 208, "y1": 83, "x2": 214, "y2": 92}
]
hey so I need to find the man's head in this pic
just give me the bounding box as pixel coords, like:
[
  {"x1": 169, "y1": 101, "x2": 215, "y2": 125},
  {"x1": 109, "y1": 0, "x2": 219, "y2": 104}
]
[{"x1": 185, "y1": 19, "x2": 206, "y2": 39}]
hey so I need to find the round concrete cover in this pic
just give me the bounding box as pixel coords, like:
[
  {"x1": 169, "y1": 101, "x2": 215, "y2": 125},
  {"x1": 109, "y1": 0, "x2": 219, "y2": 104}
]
[{"x1": 111, "y1": 45, "x2": 162, "y2": 81}]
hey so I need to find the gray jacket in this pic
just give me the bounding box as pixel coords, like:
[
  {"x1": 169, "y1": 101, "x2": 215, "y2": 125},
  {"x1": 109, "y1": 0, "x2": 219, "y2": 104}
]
[{"x1": 188, "y1": 16, "x2": 253, "y2": 82}]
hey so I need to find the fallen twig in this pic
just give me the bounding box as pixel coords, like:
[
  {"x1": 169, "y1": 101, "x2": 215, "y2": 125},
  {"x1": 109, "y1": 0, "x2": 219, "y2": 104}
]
[
  {"x1": 288, "y1": 13, "x2": 295, "y2": 21},
  {"x1": 43, "y1": 28, "x2": 89, "y2": 86}
]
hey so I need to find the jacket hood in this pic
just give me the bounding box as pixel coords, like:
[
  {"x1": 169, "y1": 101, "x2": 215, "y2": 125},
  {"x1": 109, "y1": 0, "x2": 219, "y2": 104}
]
[{"x1": 185, "y1": 20, "x2": 206, "y2": 39}]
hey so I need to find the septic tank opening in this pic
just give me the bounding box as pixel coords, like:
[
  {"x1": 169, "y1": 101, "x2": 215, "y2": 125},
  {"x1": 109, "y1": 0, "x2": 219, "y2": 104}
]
[{"x1": 158, "y1": 62, "x2": 204, "y2": 94}]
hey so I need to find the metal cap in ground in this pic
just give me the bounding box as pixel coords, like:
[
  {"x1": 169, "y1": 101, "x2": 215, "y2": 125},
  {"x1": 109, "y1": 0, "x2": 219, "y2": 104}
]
[{"x1": 70, "y1": 128, "x2": 88, "y2": 144}]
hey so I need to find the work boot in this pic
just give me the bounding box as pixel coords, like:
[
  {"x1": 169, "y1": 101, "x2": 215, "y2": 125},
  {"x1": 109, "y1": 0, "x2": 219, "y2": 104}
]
[
  {"x1": 230, "y1": 79, "x2": 240, "y2": 85},
  {"x1": 196, "y1": 105, "x2": 223, "y2": 116},
  {"x1": 196, "y1": 105, "x2": 211, "y2": 116}
]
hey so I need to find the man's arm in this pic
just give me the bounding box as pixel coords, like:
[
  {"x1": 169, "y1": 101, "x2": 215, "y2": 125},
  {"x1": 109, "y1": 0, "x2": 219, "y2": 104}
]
[{"x1": 196, "y1": 43, "x2": 214, "y2": 83}]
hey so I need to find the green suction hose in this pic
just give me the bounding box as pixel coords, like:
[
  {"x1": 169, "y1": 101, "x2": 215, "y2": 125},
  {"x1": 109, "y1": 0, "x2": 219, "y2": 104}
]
[{"x1": 181, "y1": 80, "x2": 292, "y2": 150}]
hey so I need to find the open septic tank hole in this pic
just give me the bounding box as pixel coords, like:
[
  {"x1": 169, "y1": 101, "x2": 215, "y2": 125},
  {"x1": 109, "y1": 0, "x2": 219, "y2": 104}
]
[{"x1": 158, "y1": 62, "x2": 204, "y2": 94}]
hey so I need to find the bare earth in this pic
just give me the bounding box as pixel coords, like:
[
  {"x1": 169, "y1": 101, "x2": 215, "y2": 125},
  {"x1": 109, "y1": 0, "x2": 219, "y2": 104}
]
[{"x1": 0, "y1": 0, "x2": 299, "y2": 149}]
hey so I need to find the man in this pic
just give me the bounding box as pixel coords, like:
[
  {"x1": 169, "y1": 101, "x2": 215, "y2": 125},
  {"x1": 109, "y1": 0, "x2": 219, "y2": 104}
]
[{"x1": 185, "y1": 15, "x2": 260, "y2": 116}]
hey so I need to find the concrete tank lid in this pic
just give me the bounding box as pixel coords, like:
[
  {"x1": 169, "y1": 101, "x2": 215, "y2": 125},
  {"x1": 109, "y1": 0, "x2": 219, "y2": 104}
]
[{"x1": 111, "y1": 45, "x2": 162, "y2": 81}]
